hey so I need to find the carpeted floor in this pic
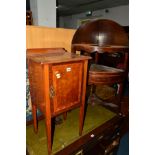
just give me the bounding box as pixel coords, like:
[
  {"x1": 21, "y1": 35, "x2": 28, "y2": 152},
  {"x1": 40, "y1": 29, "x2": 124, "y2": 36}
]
[
  {"x1": 27, "y1": 82, "x2": 129, "y2": 155},
  {"x1": 27, "y1": 105, "x2": 116, "y2": 155}
]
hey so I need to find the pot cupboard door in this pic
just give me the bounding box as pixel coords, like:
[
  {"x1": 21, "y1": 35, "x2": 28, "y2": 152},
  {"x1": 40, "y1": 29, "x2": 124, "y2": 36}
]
[{"x1": 50, "y1": 62, "x2": 83, "y2": 113}]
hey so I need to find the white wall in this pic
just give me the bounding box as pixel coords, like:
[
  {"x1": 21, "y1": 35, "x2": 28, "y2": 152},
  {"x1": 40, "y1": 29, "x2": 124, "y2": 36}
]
[
  {"x1": 30, "y1": 0, "x2": 56, "y2": 27},
  {"x1": 30, "y1": 0, "x2": 38, "y2": 25},
  {"x1": 37, "y1": 0, "x2": 56, "y2": 27},
  {"x1": 59, "y1": 5, "x2": 129, "y2": 29}
]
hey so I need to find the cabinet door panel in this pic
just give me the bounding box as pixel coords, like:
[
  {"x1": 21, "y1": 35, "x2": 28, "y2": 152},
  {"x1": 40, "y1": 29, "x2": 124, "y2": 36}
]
[{"x1": 51, "y1": 62, "x2": 83, "y2": 113}]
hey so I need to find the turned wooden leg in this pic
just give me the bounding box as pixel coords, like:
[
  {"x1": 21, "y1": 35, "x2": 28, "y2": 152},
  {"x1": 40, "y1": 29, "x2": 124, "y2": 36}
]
[
  {"x1": 63, "y1": 112, "x2": 67, "y2": 120},
  {"x1": 45, "y1": 117, "x2": 52, "y2": 155},
  {"x1": 95, "y1": 52, "x2": 99, "y2": 63},
  {"x1": 117, "y1": 83, "x2": 123, "y2": 114},
  {"x1": 90, "y1": 85, "x2": 96, "y2": 106},
  {"x1": 32, "y1": 104, "x2": 38, "y2": 133}
]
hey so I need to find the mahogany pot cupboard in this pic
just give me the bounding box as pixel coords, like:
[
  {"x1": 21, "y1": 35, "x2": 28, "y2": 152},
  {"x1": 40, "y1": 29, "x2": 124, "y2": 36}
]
[{"x1": 27, "y1": 48, "x2": 91, "y2": 154}]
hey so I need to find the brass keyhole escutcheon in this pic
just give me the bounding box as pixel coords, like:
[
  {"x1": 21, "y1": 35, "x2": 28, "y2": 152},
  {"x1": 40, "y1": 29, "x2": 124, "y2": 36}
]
[{"x1": 49, "y1": 86, "x2": 55, "y2": 98}]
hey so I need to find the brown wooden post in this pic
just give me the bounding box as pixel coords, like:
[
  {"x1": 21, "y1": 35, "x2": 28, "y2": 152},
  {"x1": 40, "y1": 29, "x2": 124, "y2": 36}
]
[
  {"x1": 79, "y1": 60, "x2": 88, "y2": 136},
  {"x1": 44, "y1": 64, "x2": 52, "y2": 154}
]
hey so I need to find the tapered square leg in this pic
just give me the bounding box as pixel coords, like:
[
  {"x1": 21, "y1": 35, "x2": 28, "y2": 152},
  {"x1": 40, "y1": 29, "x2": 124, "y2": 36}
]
[
  {"x1": 79, "y1": 105, "x2": 85, "y2": 136},
  {"x1": 45, "y1": 117, "x2": 52, "y2": 155},
  {"x1": 32, "y1": 104, "x2": 38, "y2": 133}
]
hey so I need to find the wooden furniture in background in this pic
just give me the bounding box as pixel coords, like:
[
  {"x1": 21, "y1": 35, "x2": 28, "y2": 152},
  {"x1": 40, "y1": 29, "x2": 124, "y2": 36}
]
[
  {"x1": 27, "y1": 48, "x2": 91, "y2": 154},
  {"x1": 55, "y1": 116, "x2": 123, "y2": 155},
  {"x1": 120, "y1": 96, "x2": 129, "y2": 136},
  {"x1": 26, "y1": 11, "x2": 33, "y2": 25},
  {"x1": 26, "y1": 26, "x2": 76, "y2": 52},
  {"x1": 71, "y1": 19, "x2": 129, "y2": 114}
]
